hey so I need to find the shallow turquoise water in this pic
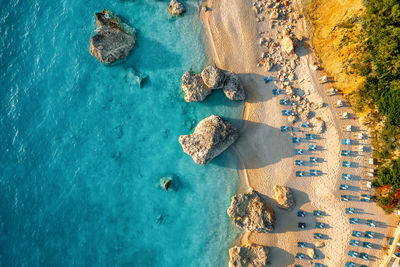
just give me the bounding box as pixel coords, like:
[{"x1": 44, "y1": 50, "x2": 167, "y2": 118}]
[{"x1": 0, "y1": 0, "x2": 242, "y2": 266}]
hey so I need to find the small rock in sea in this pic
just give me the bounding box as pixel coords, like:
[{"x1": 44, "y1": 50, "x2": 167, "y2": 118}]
[
  {"x1": 273, "y1": 185, "x2": 295, "y2": 209},
  {"x1": 179, "y1": 115, "x2": 239, "y2": 165},
  {"x1": 89, "y1": 10, "x2": 136, "y2": 64},
  {"x1": 227, "y1": 190, "x2": 275, "y2": 233},
  {"x1": 125, "y1": 67, "x2": 148, "y2": 88},
  {"x1": 229, "y1": 245, "x2": 269, "y2": 267},
  {"x1": 223, "y1": 72, "x2": 246, "y2": 101},
  {"x1": 160, "y1": 176, "x2": 174, "y2": 191},
  {"x1": 181, "y1": 71, "x2": 211, "y2": 102},
  {"x1": 201, "y1": 65, "x2": 226, "y2": 89},
  {"x1": 168, "y1": 0, "x2": 186, "y2": 16}
]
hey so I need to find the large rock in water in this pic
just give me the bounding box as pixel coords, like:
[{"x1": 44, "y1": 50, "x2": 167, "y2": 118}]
[
  {"x1": 229, "y1": 245, "x2": 269, "y2": 267},
  {"x1": 273, "y1": 185, "x2": 295, "y2": 209},
  {"x1": 223, "y1": 72, "x2": 246, "y2": 101},
  {"x1": 227, "y1": 190, "x2": 275, "y2": 233},
  {"x1": 179, "y1": 115, "x2": 239, "y2": 165},
  {"x1": 181, "y1": 71, "x2": 211, "y2": 102},
  {"x1": 201, "y1": 65, "x2": 226, "y2": 89},
  {"x1": 168, "y1": 0, "x2": 186, "y2": 16},
  {"x1": 89, "y1": 10, "x2": 136, "y2": 64}
]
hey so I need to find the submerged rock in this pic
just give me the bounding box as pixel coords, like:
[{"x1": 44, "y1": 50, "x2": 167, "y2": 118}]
[
  {"x1": 229, "y1": 245, "x2": 269, "y2": 267},
  {"x1": 125, "y1": 67, "x2": 148, "y2": 88},
  {"x1": 160, "y1": 177, "x2": 173, "y2": 191},
  {"x1": 168, "y1": 0, "x2": 186, "y2": 16},
  {"x1": 227, "y1": 190, "x2": 274, "y2": 233},
  {"x1": 223, "y1": 72, "x2": 246, "y2": 101},
  {"x1": 273, "y1": 185, "x2": 295, "y2": 209},
  {"x1": 201, "y1": 65, "x2": 226, "y2": 89},
  {"x1": 89, "y1": 10, "x2": 136, "y2": 64},
  {"x1": 181, "y1": 71, "x2": 211, "y2": 102},
  {"x1": 179, "y1": 115, "x2": 239, "y2": 165}
]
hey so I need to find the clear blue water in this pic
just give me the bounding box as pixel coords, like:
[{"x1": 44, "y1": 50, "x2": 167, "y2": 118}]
[{"x1": 0, "y1": 0, "x2": 242, "y2": 266}]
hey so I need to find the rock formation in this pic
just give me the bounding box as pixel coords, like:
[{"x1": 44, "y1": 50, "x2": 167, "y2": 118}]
[
  {"x1": 306, "y1": 247, "x2": 316, "y2": 259},
  {"x1": 181, "y1": 71, "x2": 211, "y2": 102},
  {"x1": 89, "y1": 10, "x2": 136, "y2": 64},
  {"x1": 310, "y1": 117, "x2": 326, "y2": 134},
  {"x1": 281, "y1": 35, "x2": 294, "y2": 54},
  {"x1": 201, "y1": 65, "x2": 226, "y2": 89},
  {"x1": 273, "y1": 185, "x2": 295, "y2": 209},
  {"x1": 160, "y1": 176, "x2": 173, "y2": 191},
  {"x1": 179, "y1": 115, "x2": 239, "y2": 165},
  {"x1": 223, "y1": 72, "x2": 246, "y2": 100},
  {"x1": 227, "y1": 190, "x2": 275, "y2": 233},
  {"x1": 168, "y1": 0, "x2": 186, "y2": 16},
  {"x1": 229, "y1": 245, "x2": 269, "y2": 267}
]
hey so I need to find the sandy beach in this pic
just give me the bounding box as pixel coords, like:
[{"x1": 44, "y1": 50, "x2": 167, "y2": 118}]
[{"x1": 201, "y1": 0, "x2": 397, "y2": 266}]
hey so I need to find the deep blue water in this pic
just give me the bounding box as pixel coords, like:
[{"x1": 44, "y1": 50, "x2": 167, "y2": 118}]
[{"x1": 0, "y1": 0, "x2": 242, "y2": 266}]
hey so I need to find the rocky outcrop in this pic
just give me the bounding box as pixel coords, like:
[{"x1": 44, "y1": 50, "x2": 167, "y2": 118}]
[
  {"x1": 168, "y1": 0, "x2": 186, "y2": 16},
  {"x1": 227, "y1": 190, "x2": 274, "y2": 233},
  {"x1": 201, "y1": 65, "x2": 226, "y2": 89},
  {"x1": 160, "y1": 176, "x2": 173, "y2": 191},
  {"x1": 310, "y1": 117, "x2": 326, "y2": 134},
  {"x1": 89, "y1": 10, "x2": 136, "y2": 64},
  {"x1": 223, "y1": 72, "x2": 246, "y2": 101},
  {"x1": 181, "y1": 71, "x2": 211, "y2": 102},
  {"x1": 281, "y1": 35, "x2": 294, "y2": 54},
  {"x1": 273, "y1": 185, "x2": 295, "y2": 209},
  {"x1": 179, "y1": 115, "x2": 239, "y2": 165},
  {"x1": 306, "y1": 247, "x2": 316, "y2": 259},
  {"x1": 229, "y1": 245, "x2": 269, "y2": 267}
]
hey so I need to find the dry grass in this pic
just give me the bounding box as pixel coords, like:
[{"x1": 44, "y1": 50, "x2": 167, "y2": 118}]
[{"x1": 304, "y1": 0, "x2": 365, "y2": 95}]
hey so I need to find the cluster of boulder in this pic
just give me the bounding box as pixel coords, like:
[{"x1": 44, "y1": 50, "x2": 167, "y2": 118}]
[
  {"x1": 229, "y1": 245, "x2": 269, "y2": 267},
  {"x1": 179, "y1": 115, "x2": 240, "y2": 165},
  {"x1": 181, "y1": 65, "x2": 246, "y2": 102},
  {"x1": 89, "y1": 10, "x2": 136, "y2": 64},
  {"x1": 227, "y1": 190, "x2": 275, "y2": 233}
]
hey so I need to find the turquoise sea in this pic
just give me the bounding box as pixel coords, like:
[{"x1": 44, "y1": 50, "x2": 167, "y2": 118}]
[{"x1": 0, "y1": 0, "x2": 242, "y2": 266}]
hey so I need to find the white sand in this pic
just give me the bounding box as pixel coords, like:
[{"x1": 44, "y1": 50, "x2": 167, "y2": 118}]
[{"x1": 201, "y1": 0, "x2": 397, "y2": 266}]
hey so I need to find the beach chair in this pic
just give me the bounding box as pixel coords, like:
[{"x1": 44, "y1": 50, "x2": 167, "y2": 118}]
[
  {"x1": 342, "y1": 174, "x2": 351, "y2": 180},
  {"x1": 301, "y1": 122, "x2": 310, "y2": 128},
  {"x1": 366, "y1": 220, "x2": 376, "y2": 227},
  {"x1": 345, "y1": 208, "x2": 355, "y2": 214},
  {"x1": 281, "y1": 126, "x2": 289, "y2": 132},
  {"x1": 365, "y1": 231, "x2": 375, "y2": 238},
  {"x1": 360, "y1": 194, "x2": 371, "y2": 202},
  {"x1": 316, "y1": 222, "x2": 325, "y2": 229},
  {"x1": 314, "y1": 263, "x2": 323, "y2": 267},
  {"x1": 342, "y1": 161, "x2": 352, "y2": 167},
  {"x1": 297, "y1": 242, "x2": 306, "y2": 248},
  {"x1": 310, "y1": 169, "x2": 320, "y2": 176},
  {"x1": 292, "y1": 137, "x2": 301, "y2": 143},
  {"x1": 264, "y1": 75, "x2": 272, "y2": 83},
  {"x1": 305, "y1": 133, "x2": 315, "y2": 140},
  {"x1": 341, "y1": 150, "x2": 351, "y2": 156},
  {"x1": 342, "y1": 139, "x2": 351, "y2": 145},
  {"x1": 349, "y1": 218, "x2": 359, "y2": 224},
  {"x1": 349, "y1": 240, "x2": 360, "y2": 247},
  {"x1": 298, "y1": 222, "x2": 306, "y2": 229},
  {"x1": 280, "y1": 99, "x2": 290, "y2": 105},
  {"x1": 296, "y1": 171, "x2": 305, "y2": 177},
  {"x1": 272, "y1": 89, "x2": 280, "y2": 95},
  {"x1": 313, "y1": 233, "x2": 323, "y2": 239},
  {"x1": 313, "y1": 210, "x2": 323, "y2": 216},
  {"x1": 308, "y1": 145, "x2": 317, "y2": 151},
  {"x1": 342, "y1": 112, "x2": 350, "y2": 119},
  {"x1": 295, "y1": 160, "x2": 304, "y2": 166},
  {"x1": 359, "y1": 253, "x2": 369, "y2": 261},
  {"x1": 340, "y1": 184, "x2": 349, "y2": 190},
  {"x1": 295, "y1": 149, "x2": 304, "y2": 155},
  {"x1": 297, "y1": 211, "x2": 306, "y2": 217},
  {"x1": 348, "y1": 251, "x2": 358, "y2": 258},
  {"x1": 295, "y1": 253, "x2": 306, "y2": 259},
  {"x1": 341, "y1": 195, "x2": 349, "y2": 201},
  {"x1": 362, "y1": 242, "x2": 372, "y2": 249},
  {"x1": 352, "y1": 231, "x2": 362, "y2": 237},
  {"x1": 310, "y1": 157, "x2": 317, "y2": 163},
  {"x1": 345, "y1": 262, "x2": 356, "y2": 267}
]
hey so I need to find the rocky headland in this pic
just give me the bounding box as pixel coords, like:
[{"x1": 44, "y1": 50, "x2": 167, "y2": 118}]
[
  {"x1": 179, "y1": 115, "x2": 239, "y2": 165},
  {"x1": 89, "y1": 10, "x2": 136, "y2": 64}
]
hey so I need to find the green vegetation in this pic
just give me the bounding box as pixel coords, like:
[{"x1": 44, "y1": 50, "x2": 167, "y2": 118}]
[{"x1": 357, "y1": 0, "x2": 400, "y2": 212}]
